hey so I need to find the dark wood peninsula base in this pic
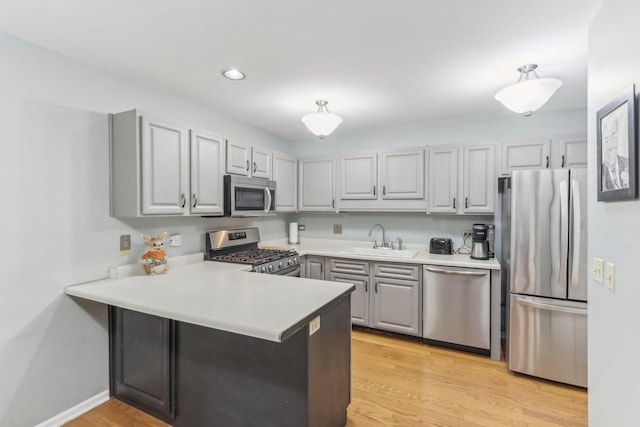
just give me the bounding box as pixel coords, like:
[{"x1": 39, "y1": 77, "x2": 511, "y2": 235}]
[{"x1": 109, "y1": 296, "x2": 351, "y2": 427}]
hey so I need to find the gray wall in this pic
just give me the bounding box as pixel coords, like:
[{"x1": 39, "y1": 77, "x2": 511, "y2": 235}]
[
  {"x1": 0, "y1": 32, "x2": 290, "y2": 426},
  {"x1": 588, "y1": 1, "x2": 640, "y2": 425}
]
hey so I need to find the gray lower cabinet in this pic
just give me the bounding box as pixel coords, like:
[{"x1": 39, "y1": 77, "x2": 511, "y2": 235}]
[
  {"x1": 326, "y1": 258, "x2": 422, "y2": 336},
  {"x1": 110, "y1": 307, "x2": 175, "y2": 423},
  {"x1": 305, "y1": 256, "x2": 325, "y2": 280}
]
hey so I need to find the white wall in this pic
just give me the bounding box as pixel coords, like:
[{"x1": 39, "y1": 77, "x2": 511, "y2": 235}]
[
  {"x1": 588, "y1": 1, "x2": 640, "y2": 425},
  {"x1": 0, "y1": 32, "x2": 291, "y2": 426}
]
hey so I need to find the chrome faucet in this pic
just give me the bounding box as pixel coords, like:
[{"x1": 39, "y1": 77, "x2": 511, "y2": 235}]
[{"x1": 368, "y1": 224, "x2": 386, "y2": 248}]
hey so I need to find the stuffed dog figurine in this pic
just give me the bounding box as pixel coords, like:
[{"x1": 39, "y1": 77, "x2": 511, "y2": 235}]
[{"x1": 141, "y1": 232, "x2": 168, "y2": 275}]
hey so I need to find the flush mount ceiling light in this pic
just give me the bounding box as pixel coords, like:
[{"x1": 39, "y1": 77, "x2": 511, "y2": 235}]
[
  {"x1": 301, "y1": 100, "x2": 343, "y2": 138},
  {"x1": 495, "y1": 64, "x2": 563, "y2": 117},
  {"x1": 221, "y1": 69, "x2": 245, "y2": 80}
]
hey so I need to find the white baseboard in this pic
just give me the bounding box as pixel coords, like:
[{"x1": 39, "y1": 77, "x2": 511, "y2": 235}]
[{"x1": 35, "y1": 390, "x2": 110, "y2": 427}]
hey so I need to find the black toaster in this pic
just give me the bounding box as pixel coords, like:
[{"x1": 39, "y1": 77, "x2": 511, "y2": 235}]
[{"x1": 429, "y1": 238, "x2": 453, "y2": 255}]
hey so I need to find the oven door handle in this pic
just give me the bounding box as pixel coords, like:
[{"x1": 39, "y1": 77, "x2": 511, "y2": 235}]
[
  {"x1": 282, "y1": 266, "x2": 301, "y2": 277},
  {"x1": 264, "y1": 187, "x2": 272, "y2": 213}
]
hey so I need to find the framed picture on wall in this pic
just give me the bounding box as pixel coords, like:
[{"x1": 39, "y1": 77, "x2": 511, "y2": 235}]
[{"x1": 597, "y1": 85, "x2": 637, "y2": 201}]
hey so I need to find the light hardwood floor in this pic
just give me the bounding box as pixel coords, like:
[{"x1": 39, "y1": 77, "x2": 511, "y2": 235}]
[{"x1": 66, "y1": 330, "x2": 587, "y2": 426}]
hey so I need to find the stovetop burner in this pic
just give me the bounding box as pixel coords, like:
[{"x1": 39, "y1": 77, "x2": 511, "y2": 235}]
[{"x1": 210, "y1": 248, "x2": 297, "y2": 266}]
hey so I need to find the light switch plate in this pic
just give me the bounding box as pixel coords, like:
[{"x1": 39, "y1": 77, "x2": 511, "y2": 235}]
[
  {"x1": 119, "y1": 234, "x2": 131, "y2": 256},
  {"x1": 606, "y1": 262, "x2": 615, "y2": 290},
  {"x1": 593, "y1": 257, "x2": 604, "y2": 283}
]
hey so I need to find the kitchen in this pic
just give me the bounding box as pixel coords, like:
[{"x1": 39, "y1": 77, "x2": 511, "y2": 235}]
[{"x1": 0, "y1": 0, "x2": 638, "y2": 426}]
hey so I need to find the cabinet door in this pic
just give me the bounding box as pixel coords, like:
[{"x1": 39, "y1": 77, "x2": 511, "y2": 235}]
[
  {"x1": 428, "y1": 147, "x2": 458, "y2": 213},
  {"x1": 371, "y1": 277, "x2": 421, "y2": 336},
  {"x1": 299, "y1": 157, "x2": 336, "y2": 211},
  {"x1": 225, "y1": 138, "x2": 251, "y2": 176},
  {"x1": 339, "y1": 153, "x2": 377, "y2": 200},
  {"x1": 110, "y1": 307, "x2": 174, "y2": 420},
  {"x1": 305, "y1": 256, "x2": 325, "y2": 280},
  {"x1": 380, "y1": 149, "x2": 425, "y2": 199},
  {"x1": 463, "y1": 144, "x2": 495, "y2": 214},
  {"x1": 273, "y1": 152, "x2": 298, "y2": 212},
  {"x1": 140, "y1": 116, "x2": 188, "y2": 215},
  {"x1": 327, "y1": 272, "x2": 370, "y2": 326},
  {"x1": 251, "y1": 147, "x2": 272, "y2": 179},
  {"x1": 557, "y1": 136, "x2": 587, "y2": 168},
  {"x1": 190, "y1": 130, "x2": 224, "y2": 215},
  {"x1": 501, "y1": 139, "x2": 551, "y2": 175}
]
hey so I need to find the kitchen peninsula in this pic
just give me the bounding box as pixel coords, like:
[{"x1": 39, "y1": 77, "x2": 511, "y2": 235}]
[{"x1": 65, "y1": 256, "x2": 355, "y2": 427}]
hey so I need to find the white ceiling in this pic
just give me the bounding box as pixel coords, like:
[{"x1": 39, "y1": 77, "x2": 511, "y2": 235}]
[{"x1": 0, "y1": 0, "x2": 603, "y2": 140}]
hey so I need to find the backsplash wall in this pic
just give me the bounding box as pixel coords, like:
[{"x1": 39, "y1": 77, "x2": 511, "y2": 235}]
[{"x1": 293, "y1": 212, "x2": 493, "y2": 251}]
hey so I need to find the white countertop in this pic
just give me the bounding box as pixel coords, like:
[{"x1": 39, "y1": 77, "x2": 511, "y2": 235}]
[
  {"x1": 261, "y1": 238, "x2": 501, "y2": 270},
  {"x1": 65, "y1": 258, "x2": 354, "y2": 342}
]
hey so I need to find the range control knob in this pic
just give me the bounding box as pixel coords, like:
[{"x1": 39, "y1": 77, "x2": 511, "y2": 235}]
[
  {"x1": 278, "y1": 261, "x2": 284, "y2": 269},
  {"x1": 288, "y1": 258, "x2": 294, "y2": 266},
  {"x1": 260, "y1": 266, "x2": 266, "y2": 273},
  {"x1": 268, "y1": 264, "x2": 274, "y2": 272},
  {"x1": 293, "y1": 257, "x2": 299, "y2": 264}
]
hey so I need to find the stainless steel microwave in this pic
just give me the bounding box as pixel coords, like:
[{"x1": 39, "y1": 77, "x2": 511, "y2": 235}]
[{"x1": 224, "y1": 175, "x2": 276, "y2": 217}]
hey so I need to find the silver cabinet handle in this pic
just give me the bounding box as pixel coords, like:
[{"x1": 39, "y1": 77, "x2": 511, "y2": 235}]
[
  {"x1": 246, "y1": 160, "x2": 250, "y2": 171},
  {"x1": 373, "y1": 185, "x2": 376, "y2": 196},
  {"x1": 546, "y1": 155, "x2": 550, "y2": 168},
  {"x1": 192, "y1": 194, "x2": 198, "y2": 208},
  {"x1": 364, "y1": 280, "x2": 368, "y2": 292},
  {"x1": 383, "y1": 185, "x2": 386, "y2": 196},
  {"x1": 561, "y1": 155, "x2": 565, "y2": 168},
  {"x1": 465, "y1": 197, "x2": 468, "y2": 209},
  {"x1": 453, "y1": 197, "x2": 456, "y2": 209},
  {"x1": 374, "y1": 281, "x2": 378, "y2": 293},
  {"x1": 425, "y1": 266, "x2": 488, "y2": 276},
  {"x1": 253, "y1": 162, "x2": 257, "y2": 173},
  {"x1": 515, "y1": 295, "x2": 587, "y2": 315},
  {"x1": 179, "y1": 193, "x2": 186, "y2": 208},
  {"x1": 332, "y1": 199, "x2": 335, "y2": 209}
]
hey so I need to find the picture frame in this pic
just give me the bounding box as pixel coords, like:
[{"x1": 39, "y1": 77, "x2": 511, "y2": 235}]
[{"x1": 597, "y1": 85, "x2": 637, "y2": 201}]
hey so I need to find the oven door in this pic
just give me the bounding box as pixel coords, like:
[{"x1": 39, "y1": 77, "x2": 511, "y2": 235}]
[
  {"x1": 225, "y1": 175, "x2": 276, "y2": 217},
  {"x1": 274, "y1": 265, "x2": 301, "y2": 277}
]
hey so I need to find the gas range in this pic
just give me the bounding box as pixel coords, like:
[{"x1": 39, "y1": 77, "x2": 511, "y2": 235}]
[{"x1": 204, "y1": 227, "x2": 300, "y2": 275}]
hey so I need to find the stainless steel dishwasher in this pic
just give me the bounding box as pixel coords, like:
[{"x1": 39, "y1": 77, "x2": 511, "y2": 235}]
[{"x1": 423, "y1": 265, "x2": 490, "y2": 352}]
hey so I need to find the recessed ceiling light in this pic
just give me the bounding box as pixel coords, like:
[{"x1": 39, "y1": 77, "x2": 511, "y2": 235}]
[{"x1": 222, "y1": 69, "x2": 246, "y2": 80}]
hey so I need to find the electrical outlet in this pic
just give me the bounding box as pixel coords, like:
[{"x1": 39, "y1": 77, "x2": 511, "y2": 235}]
[
  {"x1": 119, "y1": 234, "x2": 131, "y2": 256},
  {"x1": 298, "y1": 224, "x2": 306, "y2": 231},
  {"x1": 169, "y1": 234, "x2": 183, "y2": 247},
  {"x1": 333, "y1": 224, "x2": 342, "y2": 234},
  {"x1": 462, "y1": 230, "x2": 472, "y2": 241}
]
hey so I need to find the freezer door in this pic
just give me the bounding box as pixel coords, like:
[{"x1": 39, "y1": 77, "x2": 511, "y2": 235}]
[
  {"x1": 510, "y1": 169, "x2": 569, "y2": 299},
  {"x1": 569, "y1": 169, "x2": 588, "y2": 301},
  {"x1": 509, "y1": 294, "x2": 587, "y2": 387}
]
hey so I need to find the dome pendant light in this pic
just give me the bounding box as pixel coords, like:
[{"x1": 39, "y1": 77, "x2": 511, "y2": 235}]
[
  {"x1": 301, "y1": 100, "x2": 343, "y2": 138},
  {"x1": 495, "y1": 64, "x2": 563, "y2": 117}
]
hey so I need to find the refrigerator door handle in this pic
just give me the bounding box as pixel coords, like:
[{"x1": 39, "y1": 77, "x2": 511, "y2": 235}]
[
  {"x1": 569, "y1": 178, "x2": 581, "y2": 289},
  {"x1": 515, "y1": 295, "x2": 587, "y2": 315},
  {"x1": 425, "y1": 266, "x2": 488, "y2": 277},
  {"x1": 559, "y1": 179, "x2": 569, "y2": 290}
]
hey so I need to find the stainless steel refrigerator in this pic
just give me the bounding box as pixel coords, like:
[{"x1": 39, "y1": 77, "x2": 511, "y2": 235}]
[{"x1": 502, "y1": 169, "x2": 587, "y2": 388}]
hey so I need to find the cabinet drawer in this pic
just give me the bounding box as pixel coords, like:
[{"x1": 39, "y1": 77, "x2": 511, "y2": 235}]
[
  {"x1": 328, "y1": 258, "x2": 370, "y2": 275},
  {"x1": 373, "y1": 263, "x2": 420, "y2": 280}
]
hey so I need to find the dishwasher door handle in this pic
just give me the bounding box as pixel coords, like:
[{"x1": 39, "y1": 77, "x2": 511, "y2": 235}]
[{"x1": 425, "y1": 266, "x2": 488, "y2": 277}]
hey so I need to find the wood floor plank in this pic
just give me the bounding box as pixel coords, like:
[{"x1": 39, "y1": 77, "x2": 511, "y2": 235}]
[{"x1": 67, "y1": 330, "x2": 587, "y2": 426}]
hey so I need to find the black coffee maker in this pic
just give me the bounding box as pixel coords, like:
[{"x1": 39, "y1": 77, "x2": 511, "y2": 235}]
[{"x1": 470, "y1": 223, "x2": 489, "y2": 260}]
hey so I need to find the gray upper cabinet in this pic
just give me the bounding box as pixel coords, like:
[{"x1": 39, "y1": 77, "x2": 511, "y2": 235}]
[
  {"x1": 189, "y1": 129, "x2": 224, "y2": 215},
  {"x1": 428, "y1": 147, "x2": 458, "y2": 213},
  {"x1": 111, "y1": 109, "x2": 190, "y2": 217},
  {"x1": 272, "y1": 151, "x2": 298, "y2": 212},
  {"x1": 463, "y1": 144, "x2": 495, "y2": 214},
  {"x1": 556, "y1": 136, "x2": 587, "y2": 169},
  {"x1": 339, "y1": 153, "x2": 377, "y2": 200},
  {"x1": 225, "y1": 139, "x2": 272, "y2": 178},
  {"x1": 500, "y1": 139, "x2": 551, "y2": 175},
  {"x1": 299, "y1": 156, "x2": 336, "y2": 212},
  {"x1": 338, "y1": 148, "x2": 426, "y2": 211}
]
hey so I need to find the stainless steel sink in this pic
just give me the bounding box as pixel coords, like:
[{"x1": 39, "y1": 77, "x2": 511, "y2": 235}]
[{"x1": 340, "y1": 247, "x2": 418, "y2": 258}]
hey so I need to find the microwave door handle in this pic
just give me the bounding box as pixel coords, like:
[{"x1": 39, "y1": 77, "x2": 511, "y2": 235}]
[{"x1": 264, "y1": 187, "x2": 272, "y2": 213}]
